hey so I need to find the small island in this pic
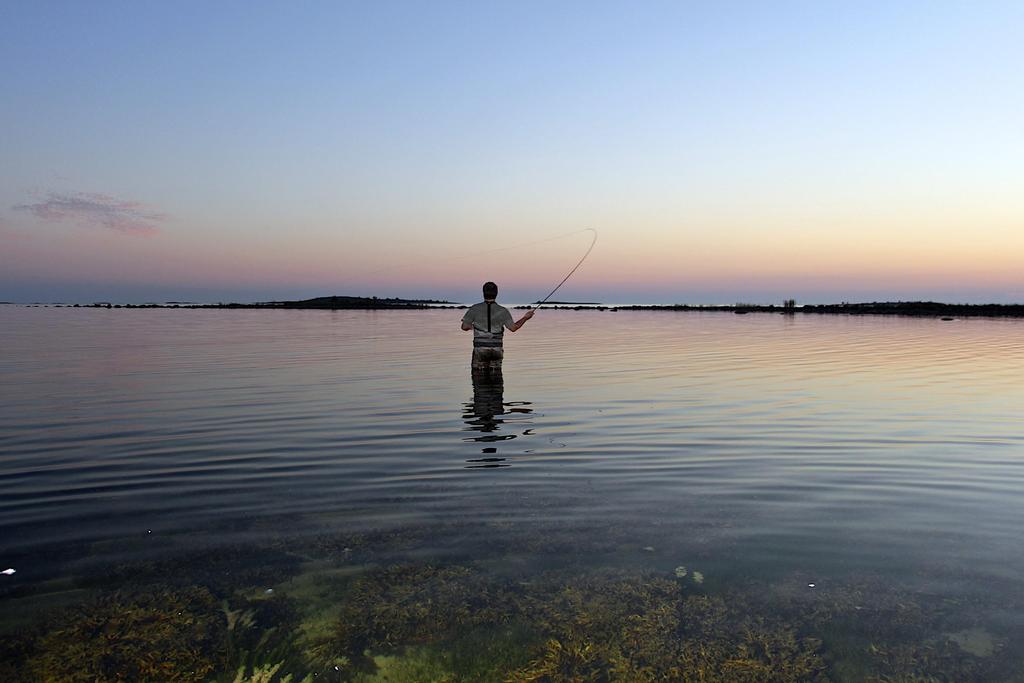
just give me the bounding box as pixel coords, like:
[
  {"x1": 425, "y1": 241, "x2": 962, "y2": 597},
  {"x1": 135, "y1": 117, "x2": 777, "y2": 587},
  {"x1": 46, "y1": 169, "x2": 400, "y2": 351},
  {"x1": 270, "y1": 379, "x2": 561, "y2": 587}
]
[{"x1": 62, "y1": 295, "x2": 457, "y2": 310}]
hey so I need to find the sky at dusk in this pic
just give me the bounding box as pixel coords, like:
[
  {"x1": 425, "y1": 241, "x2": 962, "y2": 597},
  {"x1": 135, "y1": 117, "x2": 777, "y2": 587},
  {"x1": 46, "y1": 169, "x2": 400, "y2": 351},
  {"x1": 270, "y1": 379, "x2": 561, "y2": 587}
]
[{"x1": 2, "y1": 1, "x2": 1022, "y2": 304}]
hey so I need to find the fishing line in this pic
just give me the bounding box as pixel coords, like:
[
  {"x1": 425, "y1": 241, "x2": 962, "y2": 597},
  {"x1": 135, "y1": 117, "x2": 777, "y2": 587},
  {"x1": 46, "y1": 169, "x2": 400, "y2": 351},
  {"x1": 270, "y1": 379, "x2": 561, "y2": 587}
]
[
  {"x1": 532, "y1": 228, "x2": 598, "y2": 311},
  {"x1": 355, "y1": 228, "x2": 596, "y2": 279}
]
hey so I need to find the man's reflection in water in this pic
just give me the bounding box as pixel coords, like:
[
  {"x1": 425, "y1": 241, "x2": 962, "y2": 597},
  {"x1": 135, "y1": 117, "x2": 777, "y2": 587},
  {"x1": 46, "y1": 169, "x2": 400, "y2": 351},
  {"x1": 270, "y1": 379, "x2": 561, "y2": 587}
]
[{"x1": 463, "y1": 367, "x2": 533, "y2": 468}]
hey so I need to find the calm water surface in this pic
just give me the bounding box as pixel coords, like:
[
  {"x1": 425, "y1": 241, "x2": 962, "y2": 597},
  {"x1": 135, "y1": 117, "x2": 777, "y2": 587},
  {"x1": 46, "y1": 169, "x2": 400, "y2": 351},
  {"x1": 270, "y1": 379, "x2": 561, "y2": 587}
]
[{"x1": 2, "y1": 306, "x2": 1024, "y2": 681}]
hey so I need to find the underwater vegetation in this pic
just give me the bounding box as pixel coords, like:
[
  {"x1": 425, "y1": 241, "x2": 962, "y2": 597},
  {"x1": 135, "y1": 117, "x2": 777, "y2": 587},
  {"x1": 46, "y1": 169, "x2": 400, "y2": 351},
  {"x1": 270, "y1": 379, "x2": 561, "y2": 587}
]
[
  {"x1": 5, "y1": 524, "x2": 1021, "y2": 682},
  {"x1": 350, "y1": 646, "x2": 457, "y2": 682},
  {"x1": 508, "y1": 573, "x2": 827, "y2": 682},
  {"x1": 25, "y1": 586, "x2": 227, "y2": 682},
  {"x1": 313, "y1": 564, "x2": 827, "y2": 682},
  {"x1": 310, "y1": 556, "x2": 1018, "y2": 682},
  {"x1": 217, "y1": 598, "x2": 308, "y2": 683},
  {"x1": 330, "y1": 564, "x2": 519, "y2": 657},
  {"x1": 230, "y1": 661, "x2": 313, "y2": 683},
  {"x1": 735, "y1": 574, "x2": 1021, "y2": 682},
  {"x1": 0, "y1": 630, "x2": 38, "y2": 681}
]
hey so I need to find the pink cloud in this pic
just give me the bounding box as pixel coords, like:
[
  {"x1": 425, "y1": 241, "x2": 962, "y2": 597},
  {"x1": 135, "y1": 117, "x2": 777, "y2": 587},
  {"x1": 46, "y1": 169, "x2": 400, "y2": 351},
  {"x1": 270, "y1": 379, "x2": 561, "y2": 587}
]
[{"x1": 12, "y1": 191, "x2": 165, "y2": 235}]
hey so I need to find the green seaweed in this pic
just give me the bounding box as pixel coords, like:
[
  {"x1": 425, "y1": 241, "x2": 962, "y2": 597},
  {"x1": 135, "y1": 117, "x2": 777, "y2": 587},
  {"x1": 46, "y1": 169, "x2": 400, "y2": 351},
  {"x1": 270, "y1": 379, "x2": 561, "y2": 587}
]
[
  {"x1": 351, "y1": 646, "x2": 455, "y2": 682},
  {"x1": 230, "y1": 660, "x2": 314, "y2": 683},
  {"x1": 213, "y1": 593, "x2": 321, "y2": 683},
  {"x1": 445, "y1": 622, "x2": 541, "y2": 681}
]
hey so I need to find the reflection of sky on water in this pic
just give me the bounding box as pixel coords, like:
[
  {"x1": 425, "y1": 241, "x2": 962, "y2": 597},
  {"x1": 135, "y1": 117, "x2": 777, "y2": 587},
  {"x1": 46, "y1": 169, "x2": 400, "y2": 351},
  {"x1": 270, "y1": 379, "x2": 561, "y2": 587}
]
[{"x1": 1, "y1": 307, "x2": 1024, "y2": 594}]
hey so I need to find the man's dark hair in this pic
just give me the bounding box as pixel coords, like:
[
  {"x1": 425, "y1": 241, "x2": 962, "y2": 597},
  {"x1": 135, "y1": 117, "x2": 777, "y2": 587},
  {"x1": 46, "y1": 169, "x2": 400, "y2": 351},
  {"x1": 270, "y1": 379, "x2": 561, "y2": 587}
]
[{"x1": 482, "y1": 282, "x2": 498, "y2": 300}]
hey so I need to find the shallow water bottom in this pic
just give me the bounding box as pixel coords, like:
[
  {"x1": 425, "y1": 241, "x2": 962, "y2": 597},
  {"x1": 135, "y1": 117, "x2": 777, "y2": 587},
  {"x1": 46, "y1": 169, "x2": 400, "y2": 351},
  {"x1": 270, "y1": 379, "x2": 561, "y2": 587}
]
[{"x1": 4, "y1": 516, "x2": 1023, "y2": 683}]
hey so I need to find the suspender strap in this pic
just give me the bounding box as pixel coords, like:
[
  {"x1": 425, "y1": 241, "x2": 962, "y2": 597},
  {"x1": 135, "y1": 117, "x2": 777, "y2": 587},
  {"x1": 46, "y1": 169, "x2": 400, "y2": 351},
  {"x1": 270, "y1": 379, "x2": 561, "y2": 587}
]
[{"x1": 474, "y1": 301, "x2": 503, "y2": 348}]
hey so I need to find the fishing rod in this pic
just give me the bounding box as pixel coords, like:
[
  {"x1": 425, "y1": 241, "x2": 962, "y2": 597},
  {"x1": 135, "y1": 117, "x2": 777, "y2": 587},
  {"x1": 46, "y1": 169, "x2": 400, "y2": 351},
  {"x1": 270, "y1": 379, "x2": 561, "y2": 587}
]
[
  {"x1": 531, "y1": 228, "x2": 598, "y2": 312},
  {"x1": 356, "y1": 228, "x2": 596, "y2": 279}
]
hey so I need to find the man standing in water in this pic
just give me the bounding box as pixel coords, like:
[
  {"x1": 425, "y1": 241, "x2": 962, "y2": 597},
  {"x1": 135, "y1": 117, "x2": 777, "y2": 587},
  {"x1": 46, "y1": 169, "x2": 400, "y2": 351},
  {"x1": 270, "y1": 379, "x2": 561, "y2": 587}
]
[{"x1": 461, "y1": 281, "x2": 534, "y2": 373}]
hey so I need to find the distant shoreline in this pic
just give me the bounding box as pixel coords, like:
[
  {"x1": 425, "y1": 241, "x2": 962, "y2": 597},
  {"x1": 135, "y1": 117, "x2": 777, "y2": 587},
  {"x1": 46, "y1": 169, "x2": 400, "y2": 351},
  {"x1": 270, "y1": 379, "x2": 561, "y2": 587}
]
[
  {"x1": 11, "y1": 297, "x2": 1024, "y2": 318},
  {"x1": 512, "y1": 301, "x2": 1024, "y2": 318},
  {"x1": 16, "y1": 295, "x2": 451, "y2": 310}
]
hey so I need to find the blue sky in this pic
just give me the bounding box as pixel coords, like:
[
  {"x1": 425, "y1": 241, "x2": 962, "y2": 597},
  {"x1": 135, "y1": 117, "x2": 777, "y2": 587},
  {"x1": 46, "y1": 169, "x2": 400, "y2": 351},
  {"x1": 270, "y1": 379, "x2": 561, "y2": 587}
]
[{"x1": 2, "y1": 1, "x2": 1022, "y2": 303}]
